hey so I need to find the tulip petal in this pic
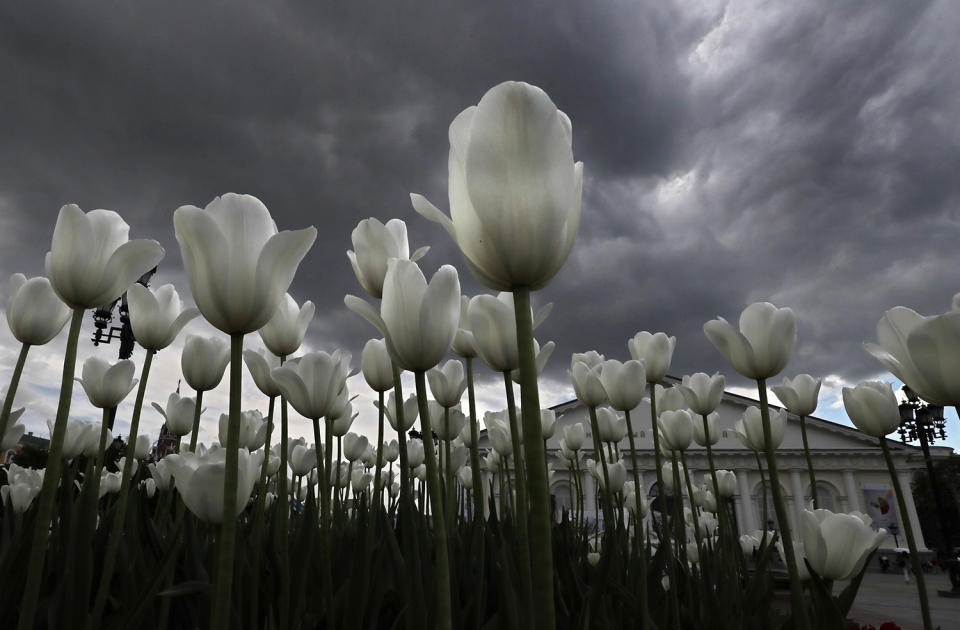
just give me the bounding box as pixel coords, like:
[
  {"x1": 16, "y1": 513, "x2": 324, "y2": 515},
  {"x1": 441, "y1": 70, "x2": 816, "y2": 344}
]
[{"x1": 96, "y1": 240, "x2": 165, "y2": 308}]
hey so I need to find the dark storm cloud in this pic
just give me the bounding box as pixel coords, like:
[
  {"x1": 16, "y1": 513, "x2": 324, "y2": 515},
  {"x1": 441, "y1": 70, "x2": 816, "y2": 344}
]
[{"x1": 1, "y1": 0, "x2": 959, "y2": 432}]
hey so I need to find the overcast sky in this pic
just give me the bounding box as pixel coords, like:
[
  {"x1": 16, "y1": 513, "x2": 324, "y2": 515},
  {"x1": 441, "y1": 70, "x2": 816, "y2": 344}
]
[{"x1": 2, "y1": 1, "x2": 959, "y2": 451}]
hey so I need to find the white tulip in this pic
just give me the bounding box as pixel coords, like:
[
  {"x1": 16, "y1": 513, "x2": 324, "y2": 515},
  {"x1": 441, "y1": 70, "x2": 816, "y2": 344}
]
[
  {"x1": 127, "y1": 283, "x2": 198, "y2": 351},
  {"x1": 182, "y1": 335, "x2": 231, "y2": 392},
  {"x1": 704, "y1": 302, "x2": 797, "y2": 380},
  {"x1": 6, "y1": 273, "x2": 71, "y2": 345},
  {"x1": 258, "y1": 293, "x2": 314, "y2": 357},
  {"x1": 347, "y1": 217, "x2": 428, "y2": 299}
]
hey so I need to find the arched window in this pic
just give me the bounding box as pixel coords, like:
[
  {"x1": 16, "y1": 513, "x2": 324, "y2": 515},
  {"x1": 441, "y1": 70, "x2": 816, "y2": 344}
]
[
  {"x1": 811, "y1": 481, "x2": 837, "y2": 512},
  {"x1": 551, "y1": 482, "x2": 573, "y2": 519}
]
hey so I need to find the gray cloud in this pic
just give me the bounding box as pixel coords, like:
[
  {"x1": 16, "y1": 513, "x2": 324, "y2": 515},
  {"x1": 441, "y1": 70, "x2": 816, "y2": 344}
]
[{"x1": 2, "y1": 0, "x2": 959, "y2": 446}]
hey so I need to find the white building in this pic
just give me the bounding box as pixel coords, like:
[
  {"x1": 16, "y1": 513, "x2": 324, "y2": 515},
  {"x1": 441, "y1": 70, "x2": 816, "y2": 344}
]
[{"x1": 477, "y1": 378, "x2": 952, "y2": 550}]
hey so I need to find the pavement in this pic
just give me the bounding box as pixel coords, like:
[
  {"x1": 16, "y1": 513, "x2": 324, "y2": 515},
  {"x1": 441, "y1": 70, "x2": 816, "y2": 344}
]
[{"x1": 846, "y1": 571, "x2": 960, "y2": 630}]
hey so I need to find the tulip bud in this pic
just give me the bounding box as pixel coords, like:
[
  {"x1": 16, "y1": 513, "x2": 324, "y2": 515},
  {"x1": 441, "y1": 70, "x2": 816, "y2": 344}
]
[
  {"x1": 133, "y1": 434, "x2": 152, "y2": 460},
  {"x1": 595, "y1": 407, "x2": 627, "y2": 443},
  {"x1": 468, "y1": 293, "x2": 520, "y2": 372},
  {"x1": 6, "y1": 273, "x2": 71, "y2": 346},
  {"x1": 406, "y1": 439, "x2": 425, "y2": 468},
  {"x1": 599, "y1": 359, "x2": 646, "y2": 411},
  {"x1": 456, "y1": 465, "x2": 473, "y2": 488},
  {"x1": 127, "y1": 284, "x2": 198, "y2": 352},
  {"x1": 271, "y1": 351, "x2": 351, "y2": 420},
  {"x1": 219, "y1": 410, "x2": 268, "y2": 451},
  {"x1": 1, "y1": 413, "x2": 26, "y2": 451},
  {"x1": 692, "y1": 412, "x2": 720, "y2": 447},
  {"x1": 151, "y1": 392, "x2": 197, "y2": 437},
  {"x1": 434, "y1": 405, "x2": 467, "y2": 441},
  {"x1": 289, "y1": 443, "x2": 318, "y2": 476},
  {"x1": 347, "y1": 218, "x2": 428, "y2": 300},
  {"x1": 149, "y1": 458, "x2": 176, "y2": 491},
  {"x1": 343, "y1": 432, "x2": 369, "y2": 462},
  {"x1": 628, "y1": 332, "x2": 677, "y2": 383},
  {"x1": 711, "y1": 470, "x2": 738, "y2": 498},
  {"x1": 652, "y1": 384, "x2": 688, "y2": 414},
  {"x1": 678, "y1": 372, "x2": 725, "y2": 416},
  {"x1": 428, "y1": 360, "x2": 467, "y2": 408},
  {"x1": 243, "y1": 348, "x2": 281, "y2": 398},
  {"x1": 76, "y1": 357, "x2": 138, "y2": 409},
  {"x1": 258, "y1": 293, "x2": 314, "y2": 357},
  {"x1": 361, "y1": 338, "x2": 394, "y2": 393},
  {"x1": 734, "y1": 406, "x2": 787, "y2": 452},
  {"x1": 382, "y1": 440, "x2": 400, "y2": 463},
  {"x1": 45, "y1": 205, "x2": 165, "y2": 309},
  {"x1": 704, "y1": 302, "x2": 797, "y2": 380},
  {"x1": 842, "y1": 381, "x2": 901, "y2": 438},
  {"x1": 379, "y1": 392, "x2": 419, "y2": 432},
  {"x1": 174, "y1": 194, "x2": 317, "y2": 335},
  {"x1": 451, "y1": 295, "x2": 478, "y2": 358},
  {"x1": 540, "y1": 410, "x2": 557, "y2": 440},
  {"x1": 50, "y1": 418, "x2": 98, "y2": 461},
  {"x1": 800, "y1": 508, "x2": 886, "y2": 580},
  {"x1": 183, "y1": 335, "x2": 232, "y2": 392},
  {"x1": 562, "y1": 423, "x2": 586, "y2": 451},
  {"x1": 570, "y1": 360, "x2": 607, "y2": 407},
  {"x1": 658, "y1": 410, "x2": 693, "y2": 452},
  {"x1": 411, "y1": 81, "x2": 582, "y2": 293},
  {"x1": 771, "y1": 374, "x2": 821, "y2": 417}
]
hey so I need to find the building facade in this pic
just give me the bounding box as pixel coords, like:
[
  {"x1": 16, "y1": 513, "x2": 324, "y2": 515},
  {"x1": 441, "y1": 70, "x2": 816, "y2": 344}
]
[{"x1": 477, "y1": 379, "x2": 952, "y2": 550}]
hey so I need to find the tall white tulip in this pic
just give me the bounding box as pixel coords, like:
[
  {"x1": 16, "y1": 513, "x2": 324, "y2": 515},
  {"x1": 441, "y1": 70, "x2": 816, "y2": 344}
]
[
  {"x1": 127, "y1": 283, "x2": 198, "y2": 351},
  {"x1": 6, "y1": 274, "x2": 71, "y2": 346},
  {"x1": 45, "y1": 205, "x2": 165, "y2": 309},
  {"x1": 570, "y1": 360, "x2": 607, "y2": 408},
  {"x1": 658, "y1": 410, "x2": 693, "y2": 452},
  {"x1": 562, "y1": 423, "x2": 586, "y2": 450},
  {"x1": 704, "y1": 302, "x2": 796, "y2": 380},
  {"x1": 347, "y1": 218, "x2": 429, "y2": 299},
  {"x1": 183, "y1": 335, "x2": 232, "y2": 393},
  {"x1": 258, "y1": 293, "x2": 314, "y2": 358},
  {"x1": 173, "y1": 193, "x2": 316, "y2": 335},
  {"x1": 595, "y1": 407, "x2": 627, "y2": 443}
]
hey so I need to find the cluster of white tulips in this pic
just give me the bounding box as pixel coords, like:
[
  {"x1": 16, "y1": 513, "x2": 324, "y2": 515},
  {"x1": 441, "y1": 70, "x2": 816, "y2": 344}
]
[{"x1": 0, "y1": 79, "x2": 954, "y2": 630}]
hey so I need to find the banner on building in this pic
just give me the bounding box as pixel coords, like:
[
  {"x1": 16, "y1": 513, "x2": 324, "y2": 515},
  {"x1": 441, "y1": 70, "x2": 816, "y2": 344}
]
[{"x1": 862, "y1": 484, "x2": 899, "y2": 531}]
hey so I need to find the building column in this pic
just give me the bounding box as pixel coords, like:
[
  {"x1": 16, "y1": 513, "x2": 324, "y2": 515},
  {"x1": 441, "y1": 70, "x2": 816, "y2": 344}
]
[
  {"x1": 843, "y1": 470, "x2": 861, "y2": 513},
  {"x1": 897, "y1": 470, "x2": 928, "y2": 551},
  {"x1": 790, "y1": 469, "x2": 805, "y2": 530},
  {"x1": 736, "y1": 468, "x2": 755, "y2": 534}
]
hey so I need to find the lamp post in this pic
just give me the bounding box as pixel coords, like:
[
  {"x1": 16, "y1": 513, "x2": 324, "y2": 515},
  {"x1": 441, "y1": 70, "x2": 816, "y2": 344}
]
[
  {"x1": 897, "y1": 385, "x2": 952, "y2": 559},
  {"x1": 91, "y1": 267, "x2": 157, "y2": 429}
]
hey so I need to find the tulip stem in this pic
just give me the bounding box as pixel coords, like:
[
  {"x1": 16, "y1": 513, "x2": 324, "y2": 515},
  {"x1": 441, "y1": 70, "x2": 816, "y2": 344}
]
[
  {"x1": 798, "y1": 415, "x2": 819, "y2": 509},
  {"x1": 879, "y1": 438, "x2": 933, "y2": 630},
  {"x1": 414, "y1": 370, "x2": 452, "y2": 630},
  {"x1": 188, "y1": 389, "x2": 204, "y2": 452},
  {"x1": 0, "y1": 342, "x2": 29, "y2": 444},
  {"x1": 587, "y1": 406, "x2": 614, "y2": 529},
  {"x1": 277, "y1": 355, "x2": 292, "y2": 630},
  {"x1": 648, "y1": 383, "x2": 681, "y2": 627},
  {"x1": 503, "y1": 370, "x2": 534, "y2": 621},
  {"x1": 465, "y1": 358, "x2": 485, "y2": 525},
  {"x1": 512, "y1": 287, "x2": 555, "y2": 630},
  {"x1": 679, "y1": 449, "x2": 702, "y2": 548},
  {"x1": 754, "y1": 451, "x2": 769, "y2": 532},
  {"x1": 18, "y1": 308, "x2": 78, "y2": 630},
  {"x1": 210, "y1": 334, "x2": 244, "y2": 630},
  {"x1": 756, "y1": 380, "x2": 810, "y2": 630},
  {"x1": 249, "y1": 393, "x2": 276, "y2": 628},
  {"x1": 89, "y1": 346, "x2": 155, "y2": 629}
]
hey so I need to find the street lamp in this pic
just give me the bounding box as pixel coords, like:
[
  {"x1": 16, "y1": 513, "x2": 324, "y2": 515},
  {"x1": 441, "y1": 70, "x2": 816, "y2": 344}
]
[
  {"x1": 90, "y1": 266, "x2": 157, "y2": 430},
  {"x1": 897, "y1": 385, "x2": 952, "y2": 558}
]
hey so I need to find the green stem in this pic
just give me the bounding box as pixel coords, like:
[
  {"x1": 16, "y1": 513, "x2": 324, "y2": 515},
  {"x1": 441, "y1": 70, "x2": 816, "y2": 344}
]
[
  {"x1": 89, "y1": 346, "x2": 155, "y2": 629},
  {"x1": 756, "y1": 379, "x2": 809, "y2": 630},
  {"x1": 209, "y1": 333, "x2": 244, "y2": 630},
  {"x1": 16, "y1": 309, "x2": 81, "y2": 629},
  {"x1": 648, "y1": 382, "x2": 680, "y2": 628},
  {"x1": 680, "y1": 450, "x2": 701, "y2": 548},
  {"x1": 249, "y1": 393, "x2": 276, "y2": 628},
  {"x1": 587, "y1": 406, "x2": 614, "y2": 528},
  {"x1": 465, "y1": 358, "x2": 484, "y2": 524},
  {"x1": 880, "y1": 439, "x2": 933, "y2": 630},
  {"x1": 373, "y1": 390, "x2": 385, "y2": 519},
  {"x1": 512, "y1": 287, "x2": 555, "y2": 630},
  {"x1": 0, "y1": 342, "x2": 29, "y2": 443},
  {"x1": 278, "y1": 355, "x2": 291, "y2": 630},
  {"x1": 188, "y1": 389, "x2": 204, "y2": 452},
  {"x1": 503, "y1": 370, "x2": 533, "y2": 620},
  {"x1": 414, "y1": 370, "x2": 452, "y2": 630},
  {"x1": 798, "y1": 415, "x2": 818, "y2": 509},
  {"x1": 755, "y1": 451, "x2": 769, "y2": 533}
]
